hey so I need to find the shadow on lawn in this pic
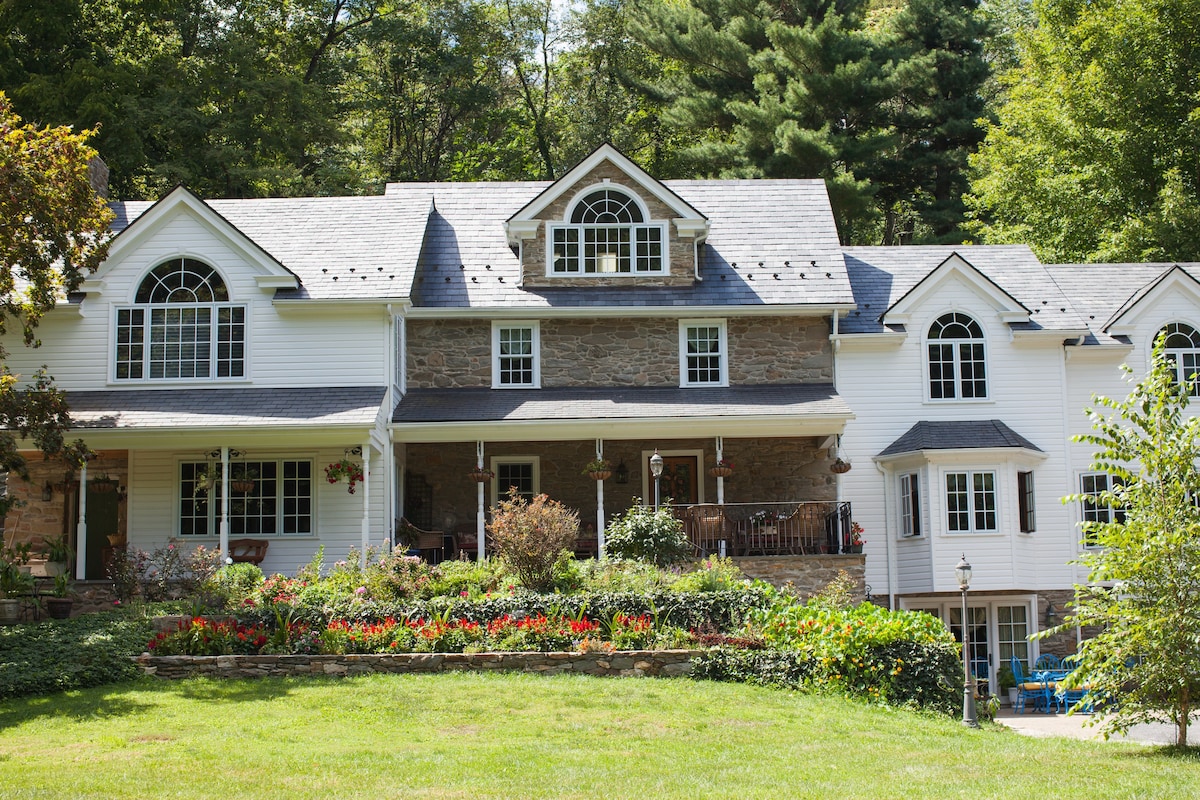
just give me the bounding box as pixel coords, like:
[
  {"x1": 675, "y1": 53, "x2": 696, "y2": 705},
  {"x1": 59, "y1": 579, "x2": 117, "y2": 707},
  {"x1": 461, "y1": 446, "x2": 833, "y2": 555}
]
[{"x1": 0, "y1": 682, "x2": 155, "y2": 731}]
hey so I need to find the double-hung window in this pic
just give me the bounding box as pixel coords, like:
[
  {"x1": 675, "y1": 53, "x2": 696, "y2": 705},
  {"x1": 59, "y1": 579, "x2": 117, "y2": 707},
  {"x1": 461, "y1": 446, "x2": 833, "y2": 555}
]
[
  {"x1": 1080, "y1": 472, "x2": 1125, "y2": 546},
  {"x1": 491, "y1": 457, "x2": 539, "y2": 504},
  {"x1": 116, "y1": 259, "x2": 245, "y2": 381},
  {"x1": 927, "y1": 312, "x2": 987, "y2": 399},
  {"x1": 945, "y1": 470, "x2": 997, "y2": 532},
  {"x1": 680, "y1": 320, "x2": 728, "y2": 387},
  {"x1": 549, "y1": 188, "x2": 665, "y2": 275},
  {"x1": 180, "y1": 459, "x2": 313, "y2": 537},
  {"x1": 492, "y1": 322, "x2": 540, "y2": 388},
  {"x1": 899, "y1": 472, "x2": 922, "y2": 537}
]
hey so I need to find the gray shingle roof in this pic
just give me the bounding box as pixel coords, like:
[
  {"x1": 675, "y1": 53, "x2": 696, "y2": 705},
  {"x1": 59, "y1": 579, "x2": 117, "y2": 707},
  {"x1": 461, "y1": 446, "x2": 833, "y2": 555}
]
[
  {"x1": 109, "y1": 195, "x2": 430, "y2": 301},
  {"x1": 393, "y1": 383, "x2": 850, "y2": 423},
  {"x1": 878, "y1": 420, "x2": 1043, "y2": 457},
  {"x1": 1044, "y1": 263, "x2": 1200, "y2": 345},
  {"x1": 65, "y1": 387, "x2": 387, "y2": 429},
  {"x1": 394, "y1": 179, "x2": 852, "y2": 309},
  {"x1": 842, "y1": 245, "x2": 1088, "y2": 334}
]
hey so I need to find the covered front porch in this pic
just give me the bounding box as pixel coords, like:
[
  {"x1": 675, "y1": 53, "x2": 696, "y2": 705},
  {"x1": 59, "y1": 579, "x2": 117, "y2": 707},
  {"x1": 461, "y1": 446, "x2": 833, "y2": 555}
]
[{"x1": 391, "y1": 384, "x2": 856, "y2": 560}]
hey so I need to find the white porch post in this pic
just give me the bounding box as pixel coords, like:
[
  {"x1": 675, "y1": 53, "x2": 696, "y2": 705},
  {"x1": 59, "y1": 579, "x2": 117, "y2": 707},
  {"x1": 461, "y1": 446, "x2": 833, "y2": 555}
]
[
  {"x1": 219, "y1": 446, "x2": 230, "y2": 559},
  {"x1": 595, "y1": 438, "x2": 605, "y2": 559},
  {"x1": 476, "y1": 440, "x2": 486, "y2": 562},
  {"x1": 74, "y1": 462, "x2": 87, "y2": 578},
  {"x1": 715, "y1": 436, "x2": 725, "y2": 505},
  {"x1": 360, "y1": 441, "x2": 371, "y2": 568}
]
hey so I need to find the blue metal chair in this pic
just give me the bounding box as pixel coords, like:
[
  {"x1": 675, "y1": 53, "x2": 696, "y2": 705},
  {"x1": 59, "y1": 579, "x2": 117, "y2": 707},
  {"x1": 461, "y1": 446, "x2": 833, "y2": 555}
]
[
  {"x1": 1011, "y1": 656, "x2": 1050, "y2": 714},
  {"x1": 1033, "y1": 653, "x2": 1061, "y2": 671}
]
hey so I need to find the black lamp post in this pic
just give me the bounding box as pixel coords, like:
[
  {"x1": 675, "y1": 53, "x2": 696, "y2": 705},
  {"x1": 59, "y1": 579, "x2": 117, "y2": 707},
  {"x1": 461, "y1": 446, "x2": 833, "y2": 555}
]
[
  {"x1": 955, "y1": 554, "x2": 979, "y2": 728},
  {"x1": 650, "y1": 449, "x2": 664, "y2": 510}
]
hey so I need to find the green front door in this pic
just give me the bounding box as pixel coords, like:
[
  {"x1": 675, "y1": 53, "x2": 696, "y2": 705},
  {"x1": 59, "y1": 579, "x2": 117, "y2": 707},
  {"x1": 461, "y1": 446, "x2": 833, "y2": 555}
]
[{"x1": 73, "y1": 487, "x2": 120, "y2": 580}]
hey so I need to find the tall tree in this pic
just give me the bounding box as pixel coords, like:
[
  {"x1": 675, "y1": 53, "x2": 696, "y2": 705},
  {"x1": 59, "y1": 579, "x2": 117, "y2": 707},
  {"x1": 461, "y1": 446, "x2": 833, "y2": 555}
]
[
  {"x1": 966, "y1": 0, "x2": 1200, "y2": 263},
  {"x1": 0, "y1": 93, "x2": 109, "y2": 512},
  {"x1": 1054, "y1": 338, "x2": 1200, "y2": 746}
]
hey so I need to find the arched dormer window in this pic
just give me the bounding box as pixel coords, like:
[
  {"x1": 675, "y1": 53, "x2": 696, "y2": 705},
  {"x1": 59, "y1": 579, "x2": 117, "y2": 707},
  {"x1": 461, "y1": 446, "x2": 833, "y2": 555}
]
[
  {"x1": 549, "y1": 187, "x2": 666, "y2": 275},
  {"x1": 1160, "y1": 322, "x2": 1200, "y2": 395},
  {"x1": 115, "y1": 258, "x2": 245, "y2": 380},
  {"x1": 927, "y1": 312, "x2": 987, "y2": 399}
]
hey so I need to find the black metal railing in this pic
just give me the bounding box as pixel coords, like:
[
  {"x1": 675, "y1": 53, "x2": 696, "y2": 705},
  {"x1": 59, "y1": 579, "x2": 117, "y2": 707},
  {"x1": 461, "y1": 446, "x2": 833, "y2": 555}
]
[{"x1": 672, "y1": 501, "x2": 854, "y2": 557}]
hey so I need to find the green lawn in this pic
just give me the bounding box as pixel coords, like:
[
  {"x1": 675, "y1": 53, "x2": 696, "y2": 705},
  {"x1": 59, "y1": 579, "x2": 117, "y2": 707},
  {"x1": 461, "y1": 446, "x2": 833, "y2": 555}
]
[{"x1": 0, "y1": 673, "x2": 1196, "y2": 799}]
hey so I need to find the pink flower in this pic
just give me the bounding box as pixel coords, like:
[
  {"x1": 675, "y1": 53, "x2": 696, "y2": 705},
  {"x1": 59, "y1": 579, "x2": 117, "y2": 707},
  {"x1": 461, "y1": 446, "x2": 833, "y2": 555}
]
[
  {"x1": 355, "y1": 587, "x2": 366, "y2": 596},
  {"x1": 460, "y1": 591, "x2": 469, "y2": 597}
]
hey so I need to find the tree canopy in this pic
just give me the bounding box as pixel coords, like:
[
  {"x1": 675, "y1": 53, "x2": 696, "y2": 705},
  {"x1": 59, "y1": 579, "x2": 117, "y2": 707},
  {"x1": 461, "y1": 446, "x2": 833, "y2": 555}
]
[
  {"x1": 966, "y1": 0, "x2": 1200, "y2": 263},
  {"x1": 1054, "y1": 338, "x2": 1200, "y2": 746},
  {"x1": 0, "y1": 92, "x2": 110, "y2": 513}
]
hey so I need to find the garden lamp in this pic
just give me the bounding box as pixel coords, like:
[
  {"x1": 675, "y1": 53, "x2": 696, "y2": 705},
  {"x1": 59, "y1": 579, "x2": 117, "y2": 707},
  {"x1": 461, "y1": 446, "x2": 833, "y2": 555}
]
[
  {"x1": 955, "y1": 554, "x2": 978, "y2": 728},
  {"x1": 650, "y1": 450, "x2": 664, "y2": 510}
]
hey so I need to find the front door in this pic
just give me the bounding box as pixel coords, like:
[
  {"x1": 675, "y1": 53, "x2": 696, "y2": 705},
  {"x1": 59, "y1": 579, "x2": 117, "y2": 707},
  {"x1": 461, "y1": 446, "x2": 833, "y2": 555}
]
[
  {"x1": 652, "y1": 455, "x2": 699, "y2": 505},
  {"x1": 72, "y1": 487, "x2": 120, "y2": 580}
]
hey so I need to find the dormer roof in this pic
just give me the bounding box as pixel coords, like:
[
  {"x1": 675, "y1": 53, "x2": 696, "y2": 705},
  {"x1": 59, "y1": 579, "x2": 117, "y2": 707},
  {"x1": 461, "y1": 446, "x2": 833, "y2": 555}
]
[
  {"x1": 1104, "y1": 264, "x2": 1200, "y2": 334},
  {"x1": 882, "y1": 252, "x2": 1031, "y2": 327}
]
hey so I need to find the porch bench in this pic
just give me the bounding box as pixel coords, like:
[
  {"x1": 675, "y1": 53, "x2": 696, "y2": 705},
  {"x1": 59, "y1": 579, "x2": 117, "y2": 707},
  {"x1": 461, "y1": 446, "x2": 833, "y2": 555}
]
[{"x1": 228, "y1": 538, "x2": 269, "y2": 566}]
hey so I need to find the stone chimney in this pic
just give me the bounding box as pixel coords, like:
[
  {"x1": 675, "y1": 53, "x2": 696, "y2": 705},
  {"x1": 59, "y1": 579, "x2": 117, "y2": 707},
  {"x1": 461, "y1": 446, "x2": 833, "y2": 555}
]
[{"x1": 88, "y1": 156, "x2": 109, "y2": 199}]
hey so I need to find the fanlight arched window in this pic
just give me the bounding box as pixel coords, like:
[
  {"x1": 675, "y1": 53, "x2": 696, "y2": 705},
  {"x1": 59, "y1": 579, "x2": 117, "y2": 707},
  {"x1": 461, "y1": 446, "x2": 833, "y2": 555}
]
[
  {"x1": 115, "y1": 258, "x2": 245, "y2": 380},
  {"x1": 927, "y1": 312, "x2": 987, "y2": 399},
  {"x1": 550, "y1": 188, "x2": 665, "y2": 275},
  {"x1": 1159, "y1": 322, "x2": 1200, "y2": 395}
]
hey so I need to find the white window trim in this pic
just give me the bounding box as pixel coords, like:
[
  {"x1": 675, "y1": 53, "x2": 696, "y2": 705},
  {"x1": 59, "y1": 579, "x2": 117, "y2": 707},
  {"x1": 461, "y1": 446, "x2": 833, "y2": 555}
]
[
  {"x1": 1158, "y1": 321, "x2": 1200, "y2": 394},
  {"x1": 176, "y1": 455, "x2": 317, "y2": 539},
  {"x1": 923, "y1": 310, "x2": 990, "y2": 403},
  {"x1": 899, "y1": 595, "x2": 1040, "y2": 688},
  {"x1": 545, "y1": 220, "x2": 669, "y2": 277},
  {"x1": 640, "y1": 448, "x2": 706, "y2": 505},
  {"x1": 112, "y1": 302, "x2": 249, "y2": 384},
  {"x1": 1078, "y1": 471, "x2": 1123, "y2": 548},
  {"x1": 942, "y1": 468, "x2": 1000, "y2": 534},
  {"x1": 899, "y1": 472, "x2": 922, "y2": 537},
  {"x1": 491, "y1": 321, "x2": 541, "y2": 389},
  {"x1": 679, "y1": 319, "x2": 729, "y2": 388},
  {"x1": 489, "y1": 456, "x2": 541, "y2": 507}
]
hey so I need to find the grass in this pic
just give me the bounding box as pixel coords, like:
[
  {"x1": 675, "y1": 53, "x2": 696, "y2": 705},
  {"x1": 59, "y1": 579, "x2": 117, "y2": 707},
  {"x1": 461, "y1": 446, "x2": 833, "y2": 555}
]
[{"x1": 0, "y1": 673, "x2": 1197, "y2": 799}]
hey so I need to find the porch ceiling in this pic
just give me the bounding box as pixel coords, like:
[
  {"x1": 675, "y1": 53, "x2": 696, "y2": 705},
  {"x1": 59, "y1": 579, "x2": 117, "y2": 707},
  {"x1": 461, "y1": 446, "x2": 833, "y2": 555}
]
[
  {"x1": 57, "y1": 386, "x2": 388, "y2": 449},
  {"x1": 391, "y1": 383, "x2": 852, "y2": 442}
]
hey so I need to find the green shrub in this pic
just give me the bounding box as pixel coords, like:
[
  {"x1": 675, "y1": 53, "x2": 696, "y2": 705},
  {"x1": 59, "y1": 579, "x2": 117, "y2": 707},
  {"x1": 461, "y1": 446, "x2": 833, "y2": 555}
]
[
  {"x1": 671, "y1": 557, "x2": 747, "y2": 593},
  {"x1": 424, "y1": 557, "x2": 510, "y2": 599},
  {"x1": 691, "y1": 648, "x2": 812, "y2": 687},
  {"x1": 204, "y1": 562, "x2": 265, "y2": 609},
  {"x1": 488, "y1": 491, "x2": 579, "y2": 592},
  {"x1": 572, "y1": 559, "x2": 675, "y2": 594},
  {"x1": 604, "y1": 502, "x2": 691, "y2": 566},
  {"x1": 0, "y1": 612, "x2": 152, "y2": 699}
]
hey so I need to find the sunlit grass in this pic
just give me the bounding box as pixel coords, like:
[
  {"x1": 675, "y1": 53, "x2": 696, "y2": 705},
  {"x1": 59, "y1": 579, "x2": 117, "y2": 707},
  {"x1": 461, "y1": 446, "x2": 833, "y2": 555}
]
[{"x1": 0, "y1": 673, "x2": 1197, "y2": 799}]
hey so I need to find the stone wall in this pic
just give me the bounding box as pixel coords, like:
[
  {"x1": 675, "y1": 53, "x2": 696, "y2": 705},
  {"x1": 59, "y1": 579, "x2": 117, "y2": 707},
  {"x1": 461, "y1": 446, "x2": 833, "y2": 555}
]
[
  {"x1": 406, "y1": 316, "x2": 832, "y2": 390},
  {"x1": 1036, "y1": 589, "x2": 1085, "y2": 657},
  {"x1": 404, "y1": 436, "x2": 837, "y2": 534},
  {"x1": 521, "y1": 163, "x2": 696, "y2": 288},
  {"x1": 2, "y1": 452, "x2": 127, "y2": 556},
  {"x1": 735, "y1": 554, "x2": 866, "y2": 599},
  {"x1": 138, "y1": 650, "x2": 700, "y2": 680}
]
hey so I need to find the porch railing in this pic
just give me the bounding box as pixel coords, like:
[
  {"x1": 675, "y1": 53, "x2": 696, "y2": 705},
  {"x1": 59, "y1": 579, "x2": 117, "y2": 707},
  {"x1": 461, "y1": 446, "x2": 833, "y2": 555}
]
[{"x1": 672, "y1": 501, "x2": 853, "y2": 557}]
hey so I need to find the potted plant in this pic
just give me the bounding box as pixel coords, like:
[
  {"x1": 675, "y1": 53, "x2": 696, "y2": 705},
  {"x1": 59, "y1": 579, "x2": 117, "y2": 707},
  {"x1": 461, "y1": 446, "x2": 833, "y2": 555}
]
[
  {"x1": 998, "y1": 665, "x2": 1017, "y2": 706},
  {"x1": 847, "y1": 522, "x2": 865, "y2": 553},
  {"x1": 467, "y1": 466, "x2": 494, "y2": 483},
  {"x1": 325, "y1": 457, "x2": 365, "y2": 493},
  {"x1": 229, "y1": 465, "x2": 258, "y2": 494},
  {"x1": 91, "y1": 474, "x2": 119, "y2": 494},
  {"x1": 40, "y1": 533, "x2": 73, "y2": 576},
  {"x1": 709, "y1": 458, "x2": 734, "y2": 478},
  {"x1": 582, "y1": 458, "x2": 613, "y2": 481},
  {"x1": 0, "y1": 544, "x2": 34, "y2": 624},
  {"x1": 44, "y1": 573, "x2": 73, "y2": 619}
]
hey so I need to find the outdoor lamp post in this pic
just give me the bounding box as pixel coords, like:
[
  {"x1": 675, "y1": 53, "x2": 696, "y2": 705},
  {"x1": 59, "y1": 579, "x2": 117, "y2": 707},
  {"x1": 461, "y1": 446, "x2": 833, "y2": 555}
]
[
  {"x1": 955, "y1": 554, "x2": 979, "y2": 729},
  {"x1": 650, "y1": 449, "x2": 664, "y2": 510}
]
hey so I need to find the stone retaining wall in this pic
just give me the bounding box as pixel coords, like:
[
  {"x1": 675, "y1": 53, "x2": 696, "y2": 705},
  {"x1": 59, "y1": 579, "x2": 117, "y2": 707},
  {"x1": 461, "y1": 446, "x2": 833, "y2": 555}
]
[
  {"x1": 735, "y1": 554, "x2": 866, "y2": 599},
  {"x1": 138, "y1": 650, "x2": 701, "y2": 680}
]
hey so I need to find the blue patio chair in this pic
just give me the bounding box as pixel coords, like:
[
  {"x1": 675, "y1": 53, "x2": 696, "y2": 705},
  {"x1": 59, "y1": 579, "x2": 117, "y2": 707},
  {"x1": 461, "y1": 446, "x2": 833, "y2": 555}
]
[
  {"x1": 1033, "y1": 653, "x2": 1061, "y2": 671},
  {"x1": 1011, "y1": 656, "x2": 1050, "y2": 714},
  {"x1": 1056, "y1": 654, "x2": 1095, "y2": 714}
]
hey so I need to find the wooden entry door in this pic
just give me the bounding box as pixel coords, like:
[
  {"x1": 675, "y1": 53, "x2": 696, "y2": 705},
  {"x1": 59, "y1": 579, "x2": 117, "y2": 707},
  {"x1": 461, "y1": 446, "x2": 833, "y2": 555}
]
[
  {"x1": 651, "y1": 454, "x2": 699, "y2": 505},
  {"x1": 72, "y1": 488, "x2": 120, "y2": 580}
]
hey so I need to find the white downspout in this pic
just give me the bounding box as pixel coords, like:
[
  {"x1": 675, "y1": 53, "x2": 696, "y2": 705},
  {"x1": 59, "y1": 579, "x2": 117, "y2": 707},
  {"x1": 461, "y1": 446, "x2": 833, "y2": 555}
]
[
  {"x1": 876, "y1": 459, "x2": 898, "y2": 609},
  {"x1": 75, "y1": 462, "x2": 88, "y2": 579},
  {"x1": 476, "y1": 441, "x2": 486, "y2": 562},
  {"x1": 715, "y1": 435, "x2": 725, "y2": 505},
  {"x1": 219, "y1": 446, "x2": 229, "y2": 559}
]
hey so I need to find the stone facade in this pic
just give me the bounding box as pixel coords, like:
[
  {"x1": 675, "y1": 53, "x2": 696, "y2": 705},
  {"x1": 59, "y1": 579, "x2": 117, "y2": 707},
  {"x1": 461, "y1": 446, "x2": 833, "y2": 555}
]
[
  {"x1": 1036, "y1": 589, "x2": 1083, "y2": 658},
  {"x1": 735, "y1": 555, "x2": 866, "y2": 599},
  {"x1": 404, "y1": 436, "x2": 837, "y2": 536},
  {"x1": 406, "y1": 316, "x2": 832, "y2": 390},
  {"x1": 138, "y1": 649, "x2": 700, "y2": 680},
  {"x1": 520, "y1": 163, "x2": 698, "y2": 288}
]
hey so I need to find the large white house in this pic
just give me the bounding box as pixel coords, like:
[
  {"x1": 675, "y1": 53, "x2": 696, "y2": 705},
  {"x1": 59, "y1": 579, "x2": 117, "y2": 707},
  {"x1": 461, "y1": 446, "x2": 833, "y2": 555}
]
[{"x1": 4, "y1": 144, "x2": 1195, "y2": 684}]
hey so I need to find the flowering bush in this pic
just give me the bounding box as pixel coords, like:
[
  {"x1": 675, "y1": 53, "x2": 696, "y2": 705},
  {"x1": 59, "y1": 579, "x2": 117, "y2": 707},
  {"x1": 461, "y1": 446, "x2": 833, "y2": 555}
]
[
  {"x1": 488, "y1": 490, "x2": 579, "y2": 592},
  {"x1": 604, "y1": 501, "x2": 691, "y2": 566},
  {"x1": 850, "y1": 522, "x2": 865, "y2": 546},
  {"x1": 324, "y1": 457, "x2": 364, "y2": 493}
]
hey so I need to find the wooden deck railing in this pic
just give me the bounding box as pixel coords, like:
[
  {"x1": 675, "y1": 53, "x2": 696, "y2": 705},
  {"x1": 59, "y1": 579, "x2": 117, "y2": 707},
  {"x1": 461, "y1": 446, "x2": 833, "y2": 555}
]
[{"x1": 672, "y1": 501, "x2": 854, "y2": 557}]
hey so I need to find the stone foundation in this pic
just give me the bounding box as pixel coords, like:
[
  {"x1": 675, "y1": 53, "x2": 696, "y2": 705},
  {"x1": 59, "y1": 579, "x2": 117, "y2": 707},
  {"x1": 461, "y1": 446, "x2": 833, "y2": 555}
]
[
  {"x1": 138, "y1": 650, "x2": 701, "y2": 680},
  {"x1": 734, "y1": 554, "x2": 865, "y2": 599}
]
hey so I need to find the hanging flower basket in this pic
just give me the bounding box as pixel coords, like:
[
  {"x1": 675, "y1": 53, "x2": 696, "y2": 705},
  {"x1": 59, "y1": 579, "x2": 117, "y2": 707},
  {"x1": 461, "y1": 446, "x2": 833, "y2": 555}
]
[
  {"x1": 91, "y1": 477, "x2": 119, "y2": 494},
  {"x1": 831, "y1": 458, "x2": 852, "y2": 474},
  {"x1": 325, "y1": 458, "x2": 365, "y2": 494},
  {"x1": 582, "y1": 459, "x2": 612, "y2": 481},
  {"x1": 468, "y1": 467, "x2": 495, "y2": 483},
  {"x1": 709, "y1": 459, "x2": 734, "y2": 478},
  {"x1": 230, "y1": 479, "x2": 256, "y2": 494}
]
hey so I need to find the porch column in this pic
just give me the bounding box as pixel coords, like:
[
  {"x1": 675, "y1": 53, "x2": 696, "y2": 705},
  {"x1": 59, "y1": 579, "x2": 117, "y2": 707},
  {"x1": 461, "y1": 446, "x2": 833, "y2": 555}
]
[
  {"x1": 75, "y1": 462, "x2": 87, "y2": 579},
  {"x1": 219, "y1": 446, "x2": 230, "y2": 559},
  {"x1": 360, "y1": 441, "x2": 371, "y2": 568},
  {"x1": 596, "y1": 439, "x2": 606, "y2": 559},
  {"x1": 476, "y1": 441, "x2": 486, "y2": 562},
  {"x1": 715, "y1": 436, "x2": 725, "y2": 505}
]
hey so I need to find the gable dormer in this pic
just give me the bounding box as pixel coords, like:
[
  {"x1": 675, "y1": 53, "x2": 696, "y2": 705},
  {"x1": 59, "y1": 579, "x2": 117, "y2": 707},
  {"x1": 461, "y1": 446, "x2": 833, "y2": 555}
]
[
  {"x1": 505, "y1": 144, "x2": 708, "y2": 288},
  {"x1": 1104, "y1": 264, "x2": 1200, "y2": 336},
  {"x1": 881, "y1": 252, "x2": 1031, "y2": 330}
]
